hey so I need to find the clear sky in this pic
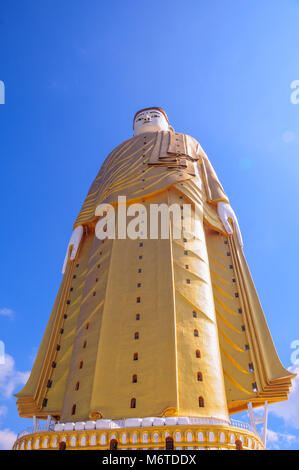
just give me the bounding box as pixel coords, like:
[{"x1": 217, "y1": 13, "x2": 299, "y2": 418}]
[{"x1": 0, "y1": 0, "x2": 299, "y2": 450}]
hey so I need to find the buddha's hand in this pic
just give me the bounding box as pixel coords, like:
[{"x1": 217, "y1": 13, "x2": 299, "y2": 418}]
[
  {"x1": 217, "y1": 202, "x2": 243, "y2": 247},
  {"x1": 62, "y1": 225, "x2": 84, "y2": 274}
]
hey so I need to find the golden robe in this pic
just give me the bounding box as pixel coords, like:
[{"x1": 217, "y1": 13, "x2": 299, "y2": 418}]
[{"x1": 16, "y1": 131, "x2": 294, "y2": 422}]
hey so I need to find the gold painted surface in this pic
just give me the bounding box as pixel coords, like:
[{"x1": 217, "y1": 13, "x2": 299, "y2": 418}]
[{"x1": 15, "y1": 131, "x2": 294, "y2": 423}]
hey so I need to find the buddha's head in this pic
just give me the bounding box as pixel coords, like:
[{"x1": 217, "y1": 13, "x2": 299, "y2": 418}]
[{"x1": 133, "y1": 107, "x2": 170, "y2": 135}]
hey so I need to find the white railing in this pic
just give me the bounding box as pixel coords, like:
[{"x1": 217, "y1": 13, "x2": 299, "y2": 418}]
[
  {"x1": 230, "y1": 419, "x2": 253, "y2": 432},
  {"x1": 16, "y1": 416, "x2": 256, "y2": 440}
]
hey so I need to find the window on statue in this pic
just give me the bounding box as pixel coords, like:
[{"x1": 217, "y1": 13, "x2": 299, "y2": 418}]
[
  {"x1": 165, "y1": 436, "x2": 174, "y2": 450},
  {"x1": 194, "y1": 329, "x2": 199, "y2": 337},
  {"x1": 85, "y1": 322, "x2": 89, "y2": 330},
  {"x1": 186, "y1": 279, "x2": 191, "y2": 284},
  {"x1": 130, "y1": 398, "x2": 136, "y2": 408},
  {"x1": 71, "y1": 404, "x2": 76, "y2": 415},
  {"x1": 196, "y1": 350, "x2": 201, "y2": 358},
  {"x1": 197, "y1": 372, "x2": 203, "y2": 382},
  {"x1": 249, "y1": 363, "x2": 254, "y2": 372},
  {"x1": 193, "y1": 311, "x2": 197, "y2": 318},
  {"x1": 79, "y1": 361, "x2": 83, "y2": 369},
  {"x1": 110, "y1": 439, "x2": 118, "y2": 450},
  {"x1": 83, "y1": 341, "x2": 87, "y2": 349},
  {"x1": 252, "y1": 382, "x2": 258, "y2": 392},
  {"x1": 75, "y1": 382, "x2": 80, "y2": 391},
  {"x1": 137, "y1": 297, "x2": 141, "y2": 303},
  {"x1": 136, "y1": 314, "x2": 140, "y2": 321},
  {"x1": 132, "y1": 374, "x2": 137, "y2": 383},
  {"x1": 134, "y1": 332, "x2": 139, "y2": 340},
  {"x1": 198, "y1": 396, "x2": 204, "y2": 408},
  {"x1": 133, "y1": 353, "x2": 138, "y2": 361}
]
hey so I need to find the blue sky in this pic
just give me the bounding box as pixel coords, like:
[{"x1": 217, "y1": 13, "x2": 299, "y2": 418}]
[{"x1": 0, "y1": 0, "x2": 299, "y2": 450}]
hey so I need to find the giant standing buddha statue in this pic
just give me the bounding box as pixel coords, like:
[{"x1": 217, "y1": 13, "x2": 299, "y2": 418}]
[{"x1": 14, "y1": 108, "x2": 294, "y2": 450}]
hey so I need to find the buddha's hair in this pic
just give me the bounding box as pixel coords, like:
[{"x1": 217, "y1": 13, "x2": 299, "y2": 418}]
[{"x1": 133, "y1": 107, "x2": 169, "y2": 127}]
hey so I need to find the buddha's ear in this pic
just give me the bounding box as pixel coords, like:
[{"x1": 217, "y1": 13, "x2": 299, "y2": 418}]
[{"x1": 169, "y1": 125, "x2": 175, "y2": 133}]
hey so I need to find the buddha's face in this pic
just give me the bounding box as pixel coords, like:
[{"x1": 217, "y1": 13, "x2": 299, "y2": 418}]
[{"x1": 133, "y1": 109, "x2": 169, "y2": 135}]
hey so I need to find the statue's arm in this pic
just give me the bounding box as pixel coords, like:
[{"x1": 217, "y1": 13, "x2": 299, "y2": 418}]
[
  {"x1": 62, "y1": 225, "x2": 84, "y2": 274},
  {"x1": 198, "y1": 147, "x2": 243, "y2": 247}
]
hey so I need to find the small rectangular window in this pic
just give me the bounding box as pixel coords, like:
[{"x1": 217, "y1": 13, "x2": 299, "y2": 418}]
[
  {"x1": 249, "y1": 363, "x2": 254, "y2": 372},
  {"x1": 245, "y1": 344, "x2": 250, "y2": 350},
  {"x1": 42, "y1": 398, "x2": 48, "y2": 408},
  {"x1": 137, "y1": 297, "x2": 141, "y2": 303}
]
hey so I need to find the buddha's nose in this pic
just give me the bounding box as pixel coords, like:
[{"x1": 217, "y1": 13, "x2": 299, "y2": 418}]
[{"x1": 144, "y1": 114, "x2": 151, "y2": 122}]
